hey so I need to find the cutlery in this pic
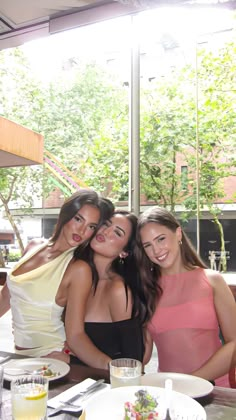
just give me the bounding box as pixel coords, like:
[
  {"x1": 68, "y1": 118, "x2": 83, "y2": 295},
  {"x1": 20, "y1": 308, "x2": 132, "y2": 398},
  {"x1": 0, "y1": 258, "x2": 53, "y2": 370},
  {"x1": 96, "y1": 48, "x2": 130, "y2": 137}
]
[
  {"x1": 0, "y1": 355, "x2": 11, "y2": 364},
  {"x1": 66, "y1": 378, "x2": 105, "y2": 401},
  {"x1": 48, "y1": 403, "x2": 82, "y2": 417},
  {"x1": 48, "y1": 379, "x2": 105, "y2": 417},
  {"x1": 5, "y1": 365, "x2": 52, "y2": 376},
  {"x1": 164, "y1": 378, "x2": 173, "y2": 420}
]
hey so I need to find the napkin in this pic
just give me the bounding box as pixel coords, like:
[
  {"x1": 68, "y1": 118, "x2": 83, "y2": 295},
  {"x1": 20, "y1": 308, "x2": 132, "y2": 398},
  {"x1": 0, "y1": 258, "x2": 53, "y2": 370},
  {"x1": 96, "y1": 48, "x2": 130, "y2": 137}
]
[
  {"x1": 0, "y1": 355, "x2": 11, "y2": 364},
  {"x1": 47, "y1": 378, "x2": 110, "y2": 409}
]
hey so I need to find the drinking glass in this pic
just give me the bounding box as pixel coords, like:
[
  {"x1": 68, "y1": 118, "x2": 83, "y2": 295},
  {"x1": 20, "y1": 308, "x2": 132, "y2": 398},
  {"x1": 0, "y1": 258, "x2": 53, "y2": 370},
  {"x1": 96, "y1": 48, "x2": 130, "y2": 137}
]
[
  {"x1": 0, "y1": 366, "x2": 4, "y2": 405},
  {"x1": 11, "y1": 375, "x2": 48, "y2": 420},
  {"x1": 109, "y1": 358, "x2": 142, "y2": 388}
]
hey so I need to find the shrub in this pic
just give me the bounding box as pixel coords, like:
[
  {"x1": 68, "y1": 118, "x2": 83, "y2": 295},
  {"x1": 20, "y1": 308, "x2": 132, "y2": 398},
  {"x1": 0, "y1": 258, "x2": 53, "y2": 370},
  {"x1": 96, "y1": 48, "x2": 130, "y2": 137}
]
[{"x1": 9, "y1": 252, "x2": 21, "y2": 262}]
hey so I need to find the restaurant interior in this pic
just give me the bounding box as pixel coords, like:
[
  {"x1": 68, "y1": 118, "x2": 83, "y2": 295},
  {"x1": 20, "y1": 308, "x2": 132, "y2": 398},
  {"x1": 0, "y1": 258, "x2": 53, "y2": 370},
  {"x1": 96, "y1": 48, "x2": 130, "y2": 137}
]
[{"x1": 0, "y1": 1, "x2": 236, "y2": 419}]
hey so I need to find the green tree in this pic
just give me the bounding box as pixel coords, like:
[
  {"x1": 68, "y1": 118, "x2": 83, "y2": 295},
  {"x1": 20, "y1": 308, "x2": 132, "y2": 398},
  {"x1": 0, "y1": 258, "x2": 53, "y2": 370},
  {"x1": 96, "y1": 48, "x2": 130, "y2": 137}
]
[
  {"x1": 1, "y1": 35, "x2": 236, "y2": 258},
  {"x1": 0, "y1": 166, "x2": 43, "y2": 254},
  {"x1": 0, "y1": 49, "x2": 46, "y2": 251},
  {"x1": 0, "y1": 49, "x2": 129, "y2": 248},
  {"x1": 140, "y1": 67, "x2": 196, "y2": 211}
]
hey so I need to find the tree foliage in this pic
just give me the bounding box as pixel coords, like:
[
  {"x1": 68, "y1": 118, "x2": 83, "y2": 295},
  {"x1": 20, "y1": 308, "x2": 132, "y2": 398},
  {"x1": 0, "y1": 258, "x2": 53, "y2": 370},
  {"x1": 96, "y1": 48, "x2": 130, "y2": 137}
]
[{"x1": 0, "y1": 32, "x2": 236, "y2": 257}]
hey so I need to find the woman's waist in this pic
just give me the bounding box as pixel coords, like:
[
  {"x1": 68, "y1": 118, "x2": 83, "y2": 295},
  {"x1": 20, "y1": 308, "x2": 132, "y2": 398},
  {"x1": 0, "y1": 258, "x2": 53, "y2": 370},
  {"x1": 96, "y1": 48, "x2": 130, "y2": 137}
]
[
  {"x1": 15, "y1": 345, "x2": 64, "y2": 358},
  {"x1": 14, "y1": 327, "x2": 65, "y2": 348},
  {"x1": 152, "y1": 328, "x2": 221, "y2": 345}
]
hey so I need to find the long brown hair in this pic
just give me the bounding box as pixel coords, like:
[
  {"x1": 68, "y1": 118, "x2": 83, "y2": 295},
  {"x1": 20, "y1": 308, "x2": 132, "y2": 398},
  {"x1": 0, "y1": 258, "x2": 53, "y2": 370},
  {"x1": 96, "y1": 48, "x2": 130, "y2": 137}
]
[
  {"x1": 135, "y1": 206, "x2": 207, "y2": 322},
  {"x1": 76, "y1": 210, "x2": 146, "y2": 322},
  {"x1": 50, "y1": 189, "x2": 114, "y2": 248}
]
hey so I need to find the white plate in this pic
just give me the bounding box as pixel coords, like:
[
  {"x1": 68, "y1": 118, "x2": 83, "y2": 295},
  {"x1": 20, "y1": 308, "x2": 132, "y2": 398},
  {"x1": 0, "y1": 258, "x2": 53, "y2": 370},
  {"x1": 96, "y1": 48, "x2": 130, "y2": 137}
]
[
  {"x1": 141, "y1": 372, "x2": 214, "y2": 398},
  {"x1": 84, "y1": 385, "x2": 207, "y2": 420},
  {"x1": 3, "y1": 357, "x2": 70, "y2": 382}
]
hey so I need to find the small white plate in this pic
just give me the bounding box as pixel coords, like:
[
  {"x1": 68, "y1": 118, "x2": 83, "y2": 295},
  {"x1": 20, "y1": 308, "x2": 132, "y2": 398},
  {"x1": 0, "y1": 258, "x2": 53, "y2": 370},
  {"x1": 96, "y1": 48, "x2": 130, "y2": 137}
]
[
  {"x1": 4, "y1": 357, "x2": 70, "y2": 382},
  {"x1": 84, "y1": 385, "x2": 207, "y2": 419},
  {"x1": 141, "y1": 372, "x2": 214, "y2": 398}
]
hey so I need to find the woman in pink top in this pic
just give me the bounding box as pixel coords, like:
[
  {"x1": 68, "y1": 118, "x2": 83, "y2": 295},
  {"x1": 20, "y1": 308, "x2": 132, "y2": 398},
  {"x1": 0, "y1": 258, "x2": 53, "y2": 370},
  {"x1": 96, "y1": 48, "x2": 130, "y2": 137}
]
[{"x1": 136, "y1": 206, "x2": 236, "y2": 387}]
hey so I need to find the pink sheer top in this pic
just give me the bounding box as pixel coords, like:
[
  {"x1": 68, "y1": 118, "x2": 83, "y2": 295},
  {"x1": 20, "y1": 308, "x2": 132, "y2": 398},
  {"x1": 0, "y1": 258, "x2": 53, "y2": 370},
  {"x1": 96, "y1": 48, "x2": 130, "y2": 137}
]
[{"x1": 148, "y1": 267, "x2": 229, "y2": 387}]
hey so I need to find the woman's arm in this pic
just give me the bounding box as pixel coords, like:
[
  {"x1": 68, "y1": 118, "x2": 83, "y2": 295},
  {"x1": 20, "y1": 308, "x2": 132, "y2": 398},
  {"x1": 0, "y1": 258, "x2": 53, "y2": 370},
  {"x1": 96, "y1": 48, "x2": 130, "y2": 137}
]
[
  {"x1": 192, "y1": 339, "x2": 236, "y2": 381},
  {"x1": 143, "y1": 328, "x2": 153, "y2": 366},
  {"x1": 0, "y1": 283, "x2": 10, "y2": 317},
  {"x1": 64, "y1": 260, "x2": 111, "y2": 370},
  {"x1": 208, "y1": 270, "x2": 236, "y2": 342},
  {"x1": 192, "y1": 270, "x2": 236, "y2": 381}
]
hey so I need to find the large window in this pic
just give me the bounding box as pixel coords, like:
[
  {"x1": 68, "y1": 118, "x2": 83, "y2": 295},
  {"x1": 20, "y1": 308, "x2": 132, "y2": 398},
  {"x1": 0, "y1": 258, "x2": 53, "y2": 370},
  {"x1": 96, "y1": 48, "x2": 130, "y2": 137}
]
[{"x1": 0, "y1": 4, "x2": 236, "y2": 267}]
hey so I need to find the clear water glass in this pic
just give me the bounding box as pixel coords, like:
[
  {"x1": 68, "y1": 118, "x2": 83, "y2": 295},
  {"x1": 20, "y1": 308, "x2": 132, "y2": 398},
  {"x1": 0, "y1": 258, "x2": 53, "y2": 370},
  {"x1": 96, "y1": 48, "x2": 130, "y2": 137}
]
[{"x1": 109, "y1": 358, "x2": 142, "y2": 388}]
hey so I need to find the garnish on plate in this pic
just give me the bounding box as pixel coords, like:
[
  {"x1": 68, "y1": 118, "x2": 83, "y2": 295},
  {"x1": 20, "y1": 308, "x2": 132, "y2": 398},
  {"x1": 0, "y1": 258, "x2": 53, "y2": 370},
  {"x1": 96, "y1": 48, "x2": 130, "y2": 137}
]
[
  {"x1": 35, "y1": 365, "x2": 58, "y2": 378},
  {"x1": 124, "y1": 389, "x2": 159, "y2": 419},
  {"x1": 41, "y1": 367, "x2": 59, "y2": 378}
]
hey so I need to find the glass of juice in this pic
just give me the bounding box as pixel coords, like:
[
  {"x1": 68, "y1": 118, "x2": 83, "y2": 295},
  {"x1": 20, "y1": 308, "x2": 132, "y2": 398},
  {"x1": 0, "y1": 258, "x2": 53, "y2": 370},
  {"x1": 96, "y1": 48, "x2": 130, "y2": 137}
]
[
  {"x1": 109, "y1": 358, "x2": 142, "y2": 388},
  {"x1": 11, "y1": 375, "x2": 48, "y2": 420}
]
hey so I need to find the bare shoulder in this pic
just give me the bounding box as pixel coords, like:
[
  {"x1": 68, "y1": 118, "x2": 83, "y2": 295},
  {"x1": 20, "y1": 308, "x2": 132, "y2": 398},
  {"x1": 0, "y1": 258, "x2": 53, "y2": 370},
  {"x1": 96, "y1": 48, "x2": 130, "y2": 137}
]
[
  {"x1": 204, "y1": 268, "x2": 228, "y2": 289},
  {"x1": 23, "y1": 238, "x2": 46, "y2": 255},
  {"x1": 64, "y1": 259, "x2": 92, "y2": 284}
]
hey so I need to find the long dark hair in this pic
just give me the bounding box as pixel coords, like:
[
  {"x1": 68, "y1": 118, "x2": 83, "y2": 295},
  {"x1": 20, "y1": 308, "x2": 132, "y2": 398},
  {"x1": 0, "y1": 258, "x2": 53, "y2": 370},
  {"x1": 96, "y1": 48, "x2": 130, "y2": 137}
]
[
  {"x1": 76, "y1": 210, "x2": 146, "y2": 323},
  {"x1": 135, "y1": 206, "x2": 207, "y2": 322},
  {"x1": 50, "y1": 189, "x2": 114, "y2": 250}
]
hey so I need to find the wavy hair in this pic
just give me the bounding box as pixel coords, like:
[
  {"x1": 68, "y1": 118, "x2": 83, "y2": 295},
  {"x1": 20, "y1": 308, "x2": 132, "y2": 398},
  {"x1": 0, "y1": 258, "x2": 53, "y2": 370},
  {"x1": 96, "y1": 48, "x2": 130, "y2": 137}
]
[
  {"x1": 76, "y1": 210, "x2": 146, "y2": 323},
  {"x1": 135, "y1": 206, "x2": 207, "y2": 322}
]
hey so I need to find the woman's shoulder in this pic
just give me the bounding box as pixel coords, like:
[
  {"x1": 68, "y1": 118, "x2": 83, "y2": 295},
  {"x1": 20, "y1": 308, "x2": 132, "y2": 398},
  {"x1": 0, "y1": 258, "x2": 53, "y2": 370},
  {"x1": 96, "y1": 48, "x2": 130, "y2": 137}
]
[
  {"x1": 62, "y1": 258, "x2": 92, "y2": 289},
  {"x1": 63, "y1": 258, "x2": 91, "y2": 280},
  {"x1": 23, "y1": 238, "x2": 47, "y2": 255},
  {"x1": 203, "y1": 268, "x2": 227, "y2": 287},
  {"x1": 68, "y1": 258, "x2": 91, "y2": 273}
]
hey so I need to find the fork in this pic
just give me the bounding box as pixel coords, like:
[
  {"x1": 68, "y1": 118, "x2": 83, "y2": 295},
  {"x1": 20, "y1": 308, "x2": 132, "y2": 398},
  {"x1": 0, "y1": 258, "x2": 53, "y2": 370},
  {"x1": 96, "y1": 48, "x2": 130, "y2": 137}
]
[
  {"x1": 5, "y1": 365, "x2": 51, "y2": 375},
  {"x1": 48, "y1": 402, "x2": 83, "y2": 417},
  {"x1": 48, "y1": 379, "x2": 105, "y2": 417},
  {"x1": 164, "y1": 378, "x2": 172, "y2": 420}
]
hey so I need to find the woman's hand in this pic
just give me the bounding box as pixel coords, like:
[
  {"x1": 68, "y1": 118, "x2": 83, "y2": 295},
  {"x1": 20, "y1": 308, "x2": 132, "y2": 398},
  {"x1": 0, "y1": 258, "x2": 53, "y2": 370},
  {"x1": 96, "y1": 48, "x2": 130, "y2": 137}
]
[
  {"x1": 62, "y1": 341, "x2": 77, "y2": 357},
  {"x1": 45, "y1": 351, "x2": 70, "y2": 364}
]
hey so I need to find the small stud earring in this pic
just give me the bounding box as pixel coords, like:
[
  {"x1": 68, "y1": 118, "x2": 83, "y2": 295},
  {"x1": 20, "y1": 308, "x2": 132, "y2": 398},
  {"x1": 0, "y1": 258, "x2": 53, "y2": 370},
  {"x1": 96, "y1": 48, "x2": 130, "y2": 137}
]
[{"x1": 179, "y1": 240, "x2": 182, "y2": 245}]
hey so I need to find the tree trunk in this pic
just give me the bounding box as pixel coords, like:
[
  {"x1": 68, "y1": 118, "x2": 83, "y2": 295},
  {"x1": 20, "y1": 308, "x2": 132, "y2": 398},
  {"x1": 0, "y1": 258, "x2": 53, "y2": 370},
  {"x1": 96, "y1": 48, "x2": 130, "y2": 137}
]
[
  {"x1": 213, "y1": 216, "x2": 227, "y2": 272},
  {"x1": 0, "y1": 249, "x2": 5, "y2": 268},
  {"x1": 1, "y1": 201, "x2": 24, "y2": 255}
]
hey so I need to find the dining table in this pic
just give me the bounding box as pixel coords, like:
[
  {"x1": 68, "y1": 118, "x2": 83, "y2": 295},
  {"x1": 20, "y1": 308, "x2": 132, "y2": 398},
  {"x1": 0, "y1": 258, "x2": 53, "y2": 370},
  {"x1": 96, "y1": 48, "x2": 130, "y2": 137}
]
[{"x1": 0, "y1": 350, "x2": 236, "y2": 419}]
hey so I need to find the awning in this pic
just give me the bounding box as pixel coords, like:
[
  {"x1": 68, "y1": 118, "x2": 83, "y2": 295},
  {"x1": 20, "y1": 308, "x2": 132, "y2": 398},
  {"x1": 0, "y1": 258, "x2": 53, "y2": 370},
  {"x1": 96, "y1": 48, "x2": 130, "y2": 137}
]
[
  {"x1": 0, "y1": 116, "x2": 43, "y2": 167},
  {"x1": 1, "y1": 1, "x2": 236, "y2": 52}
]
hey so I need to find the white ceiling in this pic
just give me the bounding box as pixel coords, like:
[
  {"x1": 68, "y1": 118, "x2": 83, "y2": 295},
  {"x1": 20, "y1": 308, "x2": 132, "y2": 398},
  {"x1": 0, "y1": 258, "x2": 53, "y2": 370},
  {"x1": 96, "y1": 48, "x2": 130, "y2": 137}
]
[
  {"x1": 0, "y1": 0, "x2": 153, "y2": 51},
  {"x1": 1, "y1": 0, "x2": 236, "y2": 51},
  {"x1": 1, "y1": 1, "x2": 236, "y2": 51}
]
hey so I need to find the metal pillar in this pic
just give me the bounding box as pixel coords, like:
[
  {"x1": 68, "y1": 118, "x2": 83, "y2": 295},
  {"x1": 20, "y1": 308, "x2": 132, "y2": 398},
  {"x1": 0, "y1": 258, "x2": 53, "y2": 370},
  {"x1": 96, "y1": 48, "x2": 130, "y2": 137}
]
[
  {"x1": 128, "y1": 15, "x2": 140, "y2": 216},
  {"x1": 195, "y1": 43, "x2": 200, "y2": 254}
]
